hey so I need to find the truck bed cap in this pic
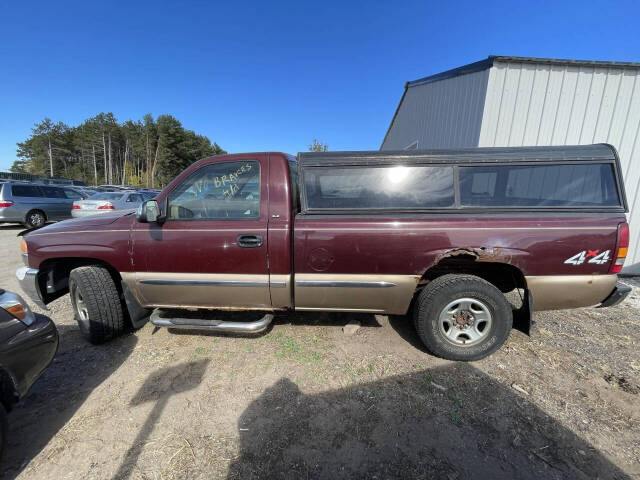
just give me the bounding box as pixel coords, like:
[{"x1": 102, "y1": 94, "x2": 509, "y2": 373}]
[{"x1": 298, "y1": 144, "x2": 617, "y2": 167}]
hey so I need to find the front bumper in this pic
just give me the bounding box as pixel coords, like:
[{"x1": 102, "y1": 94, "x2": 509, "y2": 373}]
[
  {"x1": 16, "y1": 266, "x2": 45, "y2": 309},
  {"x1": 598, "y1": 282, "x2": 632, "y2": 308}
]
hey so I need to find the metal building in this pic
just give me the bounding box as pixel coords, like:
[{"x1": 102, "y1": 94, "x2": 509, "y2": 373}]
[{"x1": 381, "y1": 56, "x2": 640, "y2": 273}]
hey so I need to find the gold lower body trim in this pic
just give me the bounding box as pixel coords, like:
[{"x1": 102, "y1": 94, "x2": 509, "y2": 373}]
[
  {"x1": 525, "y1": 274, "x2": 617, "y2": 310},
  {"x1": 122, "y1": 272, "x2": 272, "y2": 309},
  {"x1": 294, "y1": 273, "x2": 420, "y2": 315},
  {"x1": 270, "y1": 274, "x2": 292, "y2": 309},
  {"x1": 122, "y1": 272, "x2": 418, "y2": 313}
]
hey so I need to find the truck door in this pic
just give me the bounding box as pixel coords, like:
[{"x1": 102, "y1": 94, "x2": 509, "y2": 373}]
[{"x1": 130, "y1": 155, "x2": 270, "y2": 309}]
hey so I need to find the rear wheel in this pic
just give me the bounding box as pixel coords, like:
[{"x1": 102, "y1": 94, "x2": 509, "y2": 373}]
[
  {"x1": 414, "y1": 274, "x2": 512, "y2": 361},
  {"x1": 24, "y1": 210, "x2": 46, "y2": 229},
  {"x1": 69, "y1": 266, "x2": 125, "y2": 344}
]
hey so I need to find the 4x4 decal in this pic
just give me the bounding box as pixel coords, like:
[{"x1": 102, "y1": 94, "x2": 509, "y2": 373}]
[{"x1": 564, "y1": 250, "x2": 611, "y2": 265}]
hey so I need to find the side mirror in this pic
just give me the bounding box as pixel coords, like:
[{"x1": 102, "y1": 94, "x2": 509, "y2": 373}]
[{"x1": 136, "y1": 200, "x2": 160, "y2": 223}]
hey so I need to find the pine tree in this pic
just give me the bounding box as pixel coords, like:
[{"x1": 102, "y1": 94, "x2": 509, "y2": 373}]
[{"x1": 14, "y1": 113, "x2": 226, "y2": 186}]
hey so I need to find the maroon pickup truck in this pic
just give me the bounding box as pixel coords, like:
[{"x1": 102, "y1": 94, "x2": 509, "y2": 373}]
[{"x1": 16, "y1": 145, "x2": 631, "y2": 361}]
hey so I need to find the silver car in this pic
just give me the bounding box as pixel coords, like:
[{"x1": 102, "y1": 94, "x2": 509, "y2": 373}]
[
  {"x1": 0, "y1": 182, "x2": 85, "y2": 228},
  {"x1": 71, "y1": 191, "x2": 150, "y2": 217}
]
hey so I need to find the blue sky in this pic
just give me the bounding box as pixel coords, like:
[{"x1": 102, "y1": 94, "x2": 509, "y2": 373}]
[{"x1": 0, "y1": 0, "x2": 639, "y2": 170}]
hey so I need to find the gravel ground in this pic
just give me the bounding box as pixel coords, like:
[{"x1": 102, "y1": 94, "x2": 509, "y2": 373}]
[{"x1": 0, "y1": 223, "x2": 638, "y2": 479}]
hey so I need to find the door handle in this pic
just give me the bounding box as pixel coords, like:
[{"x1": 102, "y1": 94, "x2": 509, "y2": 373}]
[{"x1": 237, "y1": 234, "x2": 263, "y2": 248}]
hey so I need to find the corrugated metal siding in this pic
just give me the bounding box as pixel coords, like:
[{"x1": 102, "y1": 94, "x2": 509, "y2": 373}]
[
  {"x1": 479, "y1": 61, "x2": 640, "y2": 273},
  {"x1": 381, "y1": 69, "x2": 489, "y2": 150}
]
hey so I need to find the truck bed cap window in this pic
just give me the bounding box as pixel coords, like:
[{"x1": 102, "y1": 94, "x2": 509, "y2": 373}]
[
  {"x1": 459, "y1": 164, "x2": 621, "y2": 208},
  {"x1": 304, "y1": 165, "x2": 454, "y2": 210},
  {"x1": 298, "y1": 145, "x2": 627, "y2": 214}
]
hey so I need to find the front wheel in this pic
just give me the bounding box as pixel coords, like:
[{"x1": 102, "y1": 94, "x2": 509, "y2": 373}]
[
  {"x1": 69, "y1": 266, "x2": 125, "y2": 344},
  {"x1": 413, "y1": 274, "x2": 513, "y2": 361},
  {"x1": 24, "y1": 210, "x2": 46, "y2": 229}
]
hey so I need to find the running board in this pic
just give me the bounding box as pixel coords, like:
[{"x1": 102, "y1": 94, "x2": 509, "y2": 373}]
[{"x1": 150, "y1": 309, "x2": 274, "y2": 333}]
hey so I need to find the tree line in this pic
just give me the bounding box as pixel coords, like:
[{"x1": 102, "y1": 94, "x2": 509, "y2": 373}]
[{"x1": 11, "y1": 113, "x2": 225, "y2": 188}]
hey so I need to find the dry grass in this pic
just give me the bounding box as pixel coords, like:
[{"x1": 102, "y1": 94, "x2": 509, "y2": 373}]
[{"x1": 0, "y1": 226, "x2": 638, "y2": 479}]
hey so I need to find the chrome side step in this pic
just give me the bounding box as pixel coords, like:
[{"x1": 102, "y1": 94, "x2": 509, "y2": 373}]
[{"x1": 150, "y1": 309, "x2": 273, "y2": 333}]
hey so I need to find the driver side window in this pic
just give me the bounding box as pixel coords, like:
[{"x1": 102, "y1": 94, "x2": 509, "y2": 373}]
[{"x1": 167, "y1": 161, "x2": 261, "y2": 220}]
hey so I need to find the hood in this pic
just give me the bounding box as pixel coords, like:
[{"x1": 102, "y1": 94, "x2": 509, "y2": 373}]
[{"x1": 31, "y1": 209, "x2": 136, "y2": 234}]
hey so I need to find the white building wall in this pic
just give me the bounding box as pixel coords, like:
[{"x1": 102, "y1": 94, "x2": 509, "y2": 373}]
[
  {"x1": 381, "y1": 68, "x2": 489, "y2": 150},
  {"x1": 479, "y1": 61, "x2": 640, "y2": 273}
]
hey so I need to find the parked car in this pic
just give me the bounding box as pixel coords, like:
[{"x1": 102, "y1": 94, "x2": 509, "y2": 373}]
[
  {"x1": 15, "y1": 145, "x2": 631, "y2": 360},
  {"x1": 95, "y1": 184, "x2": 139, "y2": 192},
  {"x1": 94, "y1": 185, "x2": 122, "y2": 192},
  {"x1": 0, "y1": 182, "x2": 86, "y2": 228},
  {"x1": 71, "y1": 191, "x2": 147, "y2": 217},
  {"x1": 139, "y1": 190, "x2": 159, "y2": 200},
  {"x1": 0, "y1": 288, "x2": 58, "y2": 455},
  {"x1": 73, "y1": 186, "x2": 98, "y2": 197},
  {"x1": 66, "y1": 187, "x2": 91, "y2": 199},
  {"x1": 75, "y1": 186, "x2": 97, "y2": 195}
]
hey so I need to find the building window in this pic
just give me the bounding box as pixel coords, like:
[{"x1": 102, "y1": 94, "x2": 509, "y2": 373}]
[{"x1": 404, "y1": 141, "x2": 418, "y2": 150}]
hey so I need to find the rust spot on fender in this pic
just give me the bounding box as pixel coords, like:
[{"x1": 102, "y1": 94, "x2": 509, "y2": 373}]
[{"x1": 434, "y1": 247, "x2": 513, "y2": 264}]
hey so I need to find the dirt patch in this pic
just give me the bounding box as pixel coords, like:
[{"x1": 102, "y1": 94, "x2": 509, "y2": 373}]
[{"x1": 0, "y1": 225, "x2": 639, "y2": 479}]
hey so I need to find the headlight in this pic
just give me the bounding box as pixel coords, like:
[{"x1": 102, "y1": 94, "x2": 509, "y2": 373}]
[{"x1": 0, "y1": 290, "x2": 36, "y2": 326}]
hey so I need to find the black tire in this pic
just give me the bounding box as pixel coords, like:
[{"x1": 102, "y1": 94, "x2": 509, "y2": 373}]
[
  {"x1": 24, "y1": 210, "x2": 46, "y2": 229},
  {"x1": 0, "y1": 403, "x2": 7, "y2": 459},
  {"x1": 69, "y1": 266, "x2": 125, "y2": 344},
  {"x1": 413, "y1": 274, "x2": 512, "y2": 361}
]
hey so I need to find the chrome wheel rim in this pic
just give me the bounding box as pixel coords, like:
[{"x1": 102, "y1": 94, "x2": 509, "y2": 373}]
[
  {"x1": 71, "y1": 282, "x2": 89, "y2": 325},
  {"x1": 438, "y1": 297, "x2": 492, "y2": 347},
  {"x1": 30, "y1": 213, "x2": 43, "y2": 227}
]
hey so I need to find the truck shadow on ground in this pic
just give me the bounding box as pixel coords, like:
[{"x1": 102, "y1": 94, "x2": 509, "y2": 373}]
[
  {"x1": 0, "y1": 225, "x2": 26, "y2": 231},
  {"x1": 112, "y1": 359, "x2": 210, "y2": 480},
  {"x1": 0, "y1": 325, "x2": 138, "y2": 480},
  {"x1": 387, "y1": 313, "x2": 430, "y2": 352},
  {"x1": 0, "y1": 224, "x2": 41, "y2": 235},
  {"x1": 227, "y1": 365, "x2": 629, "y2": 480}
]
